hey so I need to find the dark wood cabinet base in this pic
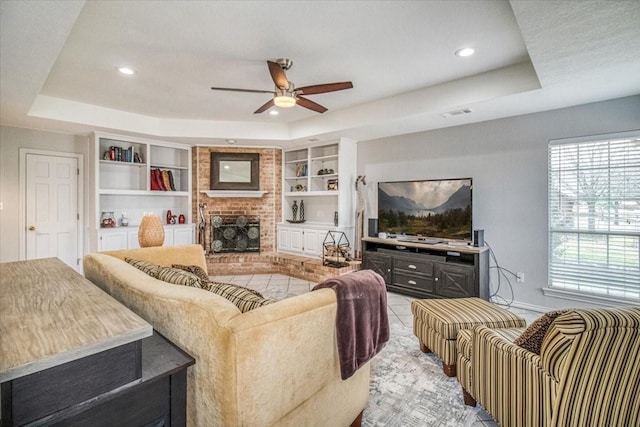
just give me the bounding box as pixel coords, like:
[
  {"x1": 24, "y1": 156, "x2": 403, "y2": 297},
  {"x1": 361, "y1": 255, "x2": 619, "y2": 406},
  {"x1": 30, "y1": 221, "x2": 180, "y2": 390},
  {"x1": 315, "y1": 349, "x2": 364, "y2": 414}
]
[
  {"x1": 1, "y1": 332, "x2": 194, "y2": 427},
  {"x1": 362, "y1": 237, "x2": 489, "y2": 300}
]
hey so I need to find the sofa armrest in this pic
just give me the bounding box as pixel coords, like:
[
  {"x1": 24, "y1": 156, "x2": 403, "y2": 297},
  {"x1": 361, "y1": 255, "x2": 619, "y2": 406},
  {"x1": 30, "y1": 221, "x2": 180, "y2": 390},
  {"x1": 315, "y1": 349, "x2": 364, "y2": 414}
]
[
  {"x1": 472, "y1": 325, "x2": 549, "y2": 427},
  {"x1": 224, "y1": 289, "x2": 369, "y2": 426}
]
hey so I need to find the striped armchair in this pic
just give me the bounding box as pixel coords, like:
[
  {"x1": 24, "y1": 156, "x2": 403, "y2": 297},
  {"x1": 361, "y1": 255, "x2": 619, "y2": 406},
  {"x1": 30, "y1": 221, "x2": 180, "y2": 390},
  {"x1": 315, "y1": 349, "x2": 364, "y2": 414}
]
[{"x1": 466, "y1": 307, "x2": 640, "y2": 427}]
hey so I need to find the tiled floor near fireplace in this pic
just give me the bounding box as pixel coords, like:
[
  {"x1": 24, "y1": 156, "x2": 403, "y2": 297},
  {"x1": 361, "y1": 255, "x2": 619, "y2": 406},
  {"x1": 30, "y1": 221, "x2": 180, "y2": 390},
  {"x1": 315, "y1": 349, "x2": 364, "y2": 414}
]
[{"x1": 211, "y1": 273, "x2": 540, "y2": 427}]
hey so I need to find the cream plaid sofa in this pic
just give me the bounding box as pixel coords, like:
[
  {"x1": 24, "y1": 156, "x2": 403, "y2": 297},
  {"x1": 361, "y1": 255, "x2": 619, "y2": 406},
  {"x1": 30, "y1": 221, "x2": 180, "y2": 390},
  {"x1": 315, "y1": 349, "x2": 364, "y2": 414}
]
[{"x1": 457, "y1": 307, "x2": 640, "y2": 427}]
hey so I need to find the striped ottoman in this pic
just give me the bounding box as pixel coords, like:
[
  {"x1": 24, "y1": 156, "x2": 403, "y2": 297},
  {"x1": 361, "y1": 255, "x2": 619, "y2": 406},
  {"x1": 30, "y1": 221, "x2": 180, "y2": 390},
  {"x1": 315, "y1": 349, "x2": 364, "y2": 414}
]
[{"x1": 411, "y1": 297, "x2": 526, "y2": 377}]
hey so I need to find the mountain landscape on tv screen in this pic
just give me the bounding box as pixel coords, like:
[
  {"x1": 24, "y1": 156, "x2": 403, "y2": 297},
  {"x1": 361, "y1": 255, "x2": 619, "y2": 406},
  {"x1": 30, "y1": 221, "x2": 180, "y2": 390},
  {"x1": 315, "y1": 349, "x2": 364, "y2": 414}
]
[{"x1": 378, "y1": 182, "x2": 471, "y2": 239}]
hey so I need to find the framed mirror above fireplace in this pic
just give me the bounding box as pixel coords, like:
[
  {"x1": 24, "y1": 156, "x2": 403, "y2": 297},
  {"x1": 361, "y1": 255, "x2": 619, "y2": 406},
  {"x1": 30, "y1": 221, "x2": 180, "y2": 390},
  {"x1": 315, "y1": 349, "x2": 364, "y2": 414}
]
[{"x1": 210, "y1": 152, "x2": 259, "y2": 190}]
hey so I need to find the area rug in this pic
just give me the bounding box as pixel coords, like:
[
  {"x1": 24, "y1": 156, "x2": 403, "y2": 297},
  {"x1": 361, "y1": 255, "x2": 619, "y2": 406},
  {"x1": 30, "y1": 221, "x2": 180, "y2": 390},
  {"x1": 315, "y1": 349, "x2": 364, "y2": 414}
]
[
  {"x1": 259, "y1": 286, "x2": 481, "y2": 426},
  {"x1": 363, "y1": 323, "x2": 480, "y2": 426}
]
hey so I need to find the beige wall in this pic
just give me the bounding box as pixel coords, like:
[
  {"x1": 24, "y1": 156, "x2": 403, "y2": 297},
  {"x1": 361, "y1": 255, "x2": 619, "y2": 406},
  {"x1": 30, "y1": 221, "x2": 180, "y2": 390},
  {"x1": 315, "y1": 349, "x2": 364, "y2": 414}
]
[{"x1": 0, "y1": 126, "x2": 88, "y2": 262}]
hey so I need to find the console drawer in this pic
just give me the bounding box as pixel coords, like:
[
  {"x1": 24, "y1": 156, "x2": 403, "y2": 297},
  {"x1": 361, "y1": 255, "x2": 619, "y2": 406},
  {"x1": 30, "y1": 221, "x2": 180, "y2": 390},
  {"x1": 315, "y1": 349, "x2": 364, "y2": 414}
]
[
  {"x1": 393, "y1": 271, "x2": 434, "y2": 293},
  {"x1": 394, "y1": 257, "x2": 434, "y2": 276}
]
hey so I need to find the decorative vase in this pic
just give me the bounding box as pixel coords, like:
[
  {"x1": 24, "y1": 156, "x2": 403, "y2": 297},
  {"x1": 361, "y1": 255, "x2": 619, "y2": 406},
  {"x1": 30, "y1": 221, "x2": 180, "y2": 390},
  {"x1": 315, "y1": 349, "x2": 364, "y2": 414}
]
[
  {"x1": 166, "y1": 209, "x2": 172, "y2": 225},
  {"x1": 300, "y1": 200, "x2": 305, "y2": 221},
  {"x1": 178, "y1": 214, "x2": 185, "y2": 224},
  {"x1": 100, "y1": 212, "x2": 116, "y2": 228},
  {"x1": 334, "y1": 211, "x2": 338, "y2": 226},
  {"x1": 292, "y1": 200, "x2": 298, "y2": 221},
  {"x1": 138, "y1": 214, "x2": 165, "y2": 247}
]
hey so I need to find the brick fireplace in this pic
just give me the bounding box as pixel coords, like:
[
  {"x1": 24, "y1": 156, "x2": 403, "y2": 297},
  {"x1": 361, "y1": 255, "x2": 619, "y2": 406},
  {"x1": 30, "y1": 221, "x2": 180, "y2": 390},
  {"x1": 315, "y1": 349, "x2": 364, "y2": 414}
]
[
  {"x1": 193, "y1": 145, "x2": 360, "y2": 281},
  {"x1": 193, "y1": 146, "x2": 282, "y2": 254}
]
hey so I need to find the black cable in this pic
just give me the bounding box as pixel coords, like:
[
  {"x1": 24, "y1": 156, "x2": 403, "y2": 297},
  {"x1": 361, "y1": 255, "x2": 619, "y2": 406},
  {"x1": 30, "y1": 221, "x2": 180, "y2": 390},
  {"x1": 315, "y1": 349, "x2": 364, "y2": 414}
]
[{"x1": 485, "y1": 240, "x2": 515, "y2": 307}]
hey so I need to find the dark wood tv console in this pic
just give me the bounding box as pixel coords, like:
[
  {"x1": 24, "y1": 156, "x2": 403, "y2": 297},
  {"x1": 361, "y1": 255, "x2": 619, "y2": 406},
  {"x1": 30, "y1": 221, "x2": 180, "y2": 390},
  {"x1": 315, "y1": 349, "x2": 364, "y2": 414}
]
[{"x1": 362, "y1": 237, "x2": 490, "y2": 300}]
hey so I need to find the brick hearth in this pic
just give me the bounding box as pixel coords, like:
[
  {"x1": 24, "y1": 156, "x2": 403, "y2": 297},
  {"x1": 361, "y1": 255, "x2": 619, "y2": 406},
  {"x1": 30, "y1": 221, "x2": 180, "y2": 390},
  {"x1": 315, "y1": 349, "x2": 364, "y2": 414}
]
[{"x1": 206, "y1": 252, "x2": 361, "y2": 283}]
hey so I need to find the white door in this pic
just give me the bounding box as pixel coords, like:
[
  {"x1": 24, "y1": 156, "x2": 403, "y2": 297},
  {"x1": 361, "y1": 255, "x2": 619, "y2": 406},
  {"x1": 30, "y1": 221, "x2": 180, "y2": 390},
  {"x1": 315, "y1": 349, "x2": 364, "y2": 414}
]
[{"x1": 25, "y1": 154, "x2": 79, "y2": 269}]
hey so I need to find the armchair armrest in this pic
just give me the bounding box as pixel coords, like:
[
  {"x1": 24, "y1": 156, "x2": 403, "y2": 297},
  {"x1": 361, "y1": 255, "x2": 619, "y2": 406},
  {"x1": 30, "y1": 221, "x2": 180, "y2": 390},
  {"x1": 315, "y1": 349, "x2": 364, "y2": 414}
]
[{"x1": 472, "y1": 326, "x2": 549, "y2": 427}]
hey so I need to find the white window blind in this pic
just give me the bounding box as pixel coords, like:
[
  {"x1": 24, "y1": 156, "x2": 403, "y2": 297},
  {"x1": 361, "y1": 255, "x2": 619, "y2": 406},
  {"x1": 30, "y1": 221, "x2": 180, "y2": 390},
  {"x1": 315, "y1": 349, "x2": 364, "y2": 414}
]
[{"x1": 548, "y1": 132, "x2": 640, "y2": 302}]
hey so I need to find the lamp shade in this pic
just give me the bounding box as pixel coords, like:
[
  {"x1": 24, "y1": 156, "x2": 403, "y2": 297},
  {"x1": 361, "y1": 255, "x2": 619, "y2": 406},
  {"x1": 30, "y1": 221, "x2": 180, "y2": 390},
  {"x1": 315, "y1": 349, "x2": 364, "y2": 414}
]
[{"x1": 138, "y1": 214, "x2": 165, "y2": 247}]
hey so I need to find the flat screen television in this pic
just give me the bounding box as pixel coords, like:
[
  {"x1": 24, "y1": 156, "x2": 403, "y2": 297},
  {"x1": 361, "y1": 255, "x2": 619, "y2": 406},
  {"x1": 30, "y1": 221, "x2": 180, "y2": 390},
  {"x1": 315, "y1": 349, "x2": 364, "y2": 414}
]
[{"x1": 377, "y1": 178, "x2": 472, "y2": 242}]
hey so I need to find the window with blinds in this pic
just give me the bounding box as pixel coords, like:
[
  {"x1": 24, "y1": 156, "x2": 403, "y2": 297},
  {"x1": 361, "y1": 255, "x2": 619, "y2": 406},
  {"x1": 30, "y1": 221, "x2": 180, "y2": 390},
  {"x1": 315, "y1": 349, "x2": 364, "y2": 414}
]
[{"x1": 548, "y1": 132, "x2": 640, "y2": 302}]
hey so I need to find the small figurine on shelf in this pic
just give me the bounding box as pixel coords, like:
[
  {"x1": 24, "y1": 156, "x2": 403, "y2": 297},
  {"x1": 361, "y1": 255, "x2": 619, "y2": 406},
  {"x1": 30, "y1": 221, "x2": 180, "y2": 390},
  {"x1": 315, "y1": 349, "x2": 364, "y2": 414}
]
[
  {"x1": 134, "y1": 152, "x2": 142, "y2": 163},
  {"x1": 166, "y1": 209, "x2": 172, "y2": 225},
  {"x1": 170, "y1": 215, "x2": 177, "y2": 225}
]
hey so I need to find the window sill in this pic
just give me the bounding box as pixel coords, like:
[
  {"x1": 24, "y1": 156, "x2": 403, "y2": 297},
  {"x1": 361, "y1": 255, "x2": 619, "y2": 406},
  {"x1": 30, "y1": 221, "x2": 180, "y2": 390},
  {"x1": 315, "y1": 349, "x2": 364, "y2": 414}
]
[{"x1": 543, "y1": 287, "x2": 640, "y2": 308}]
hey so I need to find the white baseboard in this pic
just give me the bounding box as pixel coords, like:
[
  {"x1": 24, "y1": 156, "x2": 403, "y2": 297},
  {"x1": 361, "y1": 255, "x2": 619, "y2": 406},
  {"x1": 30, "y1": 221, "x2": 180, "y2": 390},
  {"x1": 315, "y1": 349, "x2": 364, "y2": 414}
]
[{"x1": 490, "y1": 297, "x2": 549, "y2": 314}]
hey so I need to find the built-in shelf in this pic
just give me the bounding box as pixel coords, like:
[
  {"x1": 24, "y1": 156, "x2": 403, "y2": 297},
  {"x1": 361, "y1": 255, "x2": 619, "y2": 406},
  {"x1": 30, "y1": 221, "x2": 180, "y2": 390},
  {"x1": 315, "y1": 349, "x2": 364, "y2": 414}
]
[{"x1": 201, "y1": 190, "x2": 268, "y2": 198}]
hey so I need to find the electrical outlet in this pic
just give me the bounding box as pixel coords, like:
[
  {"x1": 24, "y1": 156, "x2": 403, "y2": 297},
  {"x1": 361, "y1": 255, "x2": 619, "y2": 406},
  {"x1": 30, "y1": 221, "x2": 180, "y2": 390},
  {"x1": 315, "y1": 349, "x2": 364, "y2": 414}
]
[{"x1": 516, "y1": 272, "x2": 525, "y2": 283}]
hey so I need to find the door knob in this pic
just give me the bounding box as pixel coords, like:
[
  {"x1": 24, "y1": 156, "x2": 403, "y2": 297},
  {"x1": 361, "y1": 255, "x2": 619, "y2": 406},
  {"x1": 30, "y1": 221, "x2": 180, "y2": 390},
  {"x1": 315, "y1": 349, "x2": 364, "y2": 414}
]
[{"x1": 28, "y1": 226, "x2": 36, "y2": 231}]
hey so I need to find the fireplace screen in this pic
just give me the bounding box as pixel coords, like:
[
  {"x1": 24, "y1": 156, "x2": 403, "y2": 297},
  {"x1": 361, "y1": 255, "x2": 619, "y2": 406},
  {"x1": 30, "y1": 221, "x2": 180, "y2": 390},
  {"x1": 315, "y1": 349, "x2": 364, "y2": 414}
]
[{"x1": 210, "y1": 215, "x2": 260, "y2": 253}]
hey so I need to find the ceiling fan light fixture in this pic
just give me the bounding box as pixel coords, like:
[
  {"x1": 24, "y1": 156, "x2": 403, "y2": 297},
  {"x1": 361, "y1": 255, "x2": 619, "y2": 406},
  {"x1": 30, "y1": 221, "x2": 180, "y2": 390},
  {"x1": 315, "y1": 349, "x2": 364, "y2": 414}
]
[{"x1": 274, "y1": 95, "x2": 296, "y2": 108}]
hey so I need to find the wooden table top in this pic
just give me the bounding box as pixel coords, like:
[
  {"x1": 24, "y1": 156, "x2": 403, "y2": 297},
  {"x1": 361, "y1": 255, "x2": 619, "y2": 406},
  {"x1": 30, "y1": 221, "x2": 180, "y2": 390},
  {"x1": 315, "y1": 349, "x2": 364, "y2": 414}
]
[{"x1": 0, "y1": 258, "x2": 152, "y2": 383}]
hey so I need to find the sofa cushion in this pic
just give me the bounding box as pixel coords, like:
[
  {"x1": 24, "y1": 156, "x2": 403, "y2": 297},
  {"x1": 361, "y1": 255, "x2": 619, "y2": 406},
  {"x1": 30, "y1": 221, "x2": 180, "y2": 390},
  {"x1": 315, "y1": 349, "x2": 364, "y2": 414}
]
[
  {"x1": 514, "y1": 310, "x2": 569, "y2": 354},
  {"x1": 157, "y1": 266, "x2": 203, "y2": 288},
  {"x1": 125, "y1": 257, "x2": 162, "y2": 278},
  {"x1": 203, "y1": 281, "x2": 275, "y2": 313}
]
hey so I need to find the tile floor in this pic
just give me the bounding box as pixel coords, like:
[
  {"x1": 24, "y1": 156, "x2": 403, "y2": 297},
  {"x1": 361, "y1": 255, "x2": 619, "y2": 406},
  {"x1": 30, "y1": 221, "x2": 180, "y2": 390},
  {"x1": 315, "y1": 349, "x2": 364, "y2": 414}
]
[{"x1": 211, "y1": 273, "x2": 541, "y2": 427}]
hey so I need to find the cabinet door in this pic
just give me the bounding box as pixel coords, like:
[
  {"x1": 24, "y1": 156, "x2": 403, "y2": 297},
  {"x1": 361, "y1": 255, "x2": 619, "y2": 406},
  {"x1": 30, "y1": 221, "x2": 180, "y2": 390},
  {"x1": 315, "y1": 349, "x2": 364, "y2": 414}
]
[
  {"x1": 99, "y1": 230, "x2": 128, "y2": 251},
  {"x1": 289, "y1": 228, "x2": 303, "y2": 252},
  {"x1": 127, "y1": 230, "x2": 140, "y2": 249},
  {"x1": 163, "y1": 227, "x2": 174, "y2": 246},
  {"x1": 435, "y1": 263, "x2": 475, "y2": 298},
  {"x1": 173, "y1": 226, "x2": 193, "y2": 245},
  {"x1": 362, "y1": 252, "x2": 392, "y2": 284},
  {"x1": 277, "y1": 227, "x2": 290, "y2": 251},
  {"x1": 303, "y1": 229, "x2": 325, "y2": 257}
]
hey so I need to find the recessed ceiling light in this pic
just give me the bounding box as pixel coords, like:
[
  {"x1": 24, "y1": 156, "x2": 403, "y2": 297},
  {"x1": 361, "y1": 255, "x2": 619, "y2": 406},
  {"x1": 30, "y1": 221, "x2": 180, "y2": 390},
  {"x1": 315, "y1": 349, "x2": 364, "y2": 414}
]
[
  {"x1": 455, "y1": 48, "x2": 475, "y2": 57},
  {"x1": 226, "y1": 139, "x2": 236, "y2": 144},
  {"x1": 269, "y1": 110, "x2": 279, "y2": 116},
  {"x1": 116, "y1": 66, "x2": 135, "y2": 75}
]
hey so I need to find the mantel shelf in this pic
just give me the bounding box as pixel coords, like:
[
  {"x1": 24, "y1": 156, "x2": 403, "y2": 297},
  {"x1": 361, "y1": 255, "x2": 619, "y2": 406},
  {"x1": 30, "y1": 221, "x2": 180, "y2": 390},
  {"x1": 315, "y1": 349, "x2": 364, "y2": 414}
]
[{"x1": 201, "y1": 190, "x2": 268, "y2": 198}]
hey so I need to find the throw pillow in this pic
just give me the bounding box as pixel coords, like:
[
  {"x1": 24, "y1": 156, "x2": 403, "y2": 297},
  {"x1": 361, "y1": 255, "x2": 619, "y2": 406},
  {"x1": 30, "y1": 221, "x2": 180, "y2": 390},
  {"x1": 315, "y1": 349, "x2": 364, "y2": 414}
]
[
  {"x1": 125, "y1": 257, "x2": 162, "y2": 278},
  {"x1": 514, "y1": 310, "x2": 569, "y2": 354},
  {"x1": 172, "y1": 264, "x2": 266, "y2": 298},
  {"x1": 203, "y1": 281, "x2": 275, "y2": 313},
  {"x1": 172, "y1": 264, "x2": 211, "y2": 282},
  {"x1": 156, "y1": 267, "x2": 203, "y2": 288}
]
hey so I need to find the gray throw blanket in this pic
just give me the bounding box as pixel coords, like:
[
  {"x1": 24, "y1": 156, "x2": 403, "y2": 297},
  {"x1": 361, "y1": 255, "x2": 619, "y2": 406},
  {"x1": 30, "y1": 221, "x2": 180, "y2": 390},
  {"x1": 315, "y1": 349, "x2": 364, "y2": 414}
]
[{"x1": 313, "y1": 269, "x2": 390, "y2": 379}]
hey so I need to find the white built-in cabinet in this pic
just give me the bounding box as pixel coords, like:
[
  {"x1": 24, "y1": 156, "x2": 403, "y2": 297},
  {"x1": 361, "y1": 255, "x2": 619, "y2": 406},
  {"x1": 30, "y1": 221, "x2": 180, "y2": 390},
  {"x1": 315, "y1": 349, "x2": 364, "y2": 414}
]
[
  {"x1": 277, "y1": 138, "x2": 356, "y2": 258},
  {"x1": 98, "y1": 224, "x2": 195, "y2": 251},
  {"x1": 89, "y1": 132, "x2": 194, "y2": 252}
]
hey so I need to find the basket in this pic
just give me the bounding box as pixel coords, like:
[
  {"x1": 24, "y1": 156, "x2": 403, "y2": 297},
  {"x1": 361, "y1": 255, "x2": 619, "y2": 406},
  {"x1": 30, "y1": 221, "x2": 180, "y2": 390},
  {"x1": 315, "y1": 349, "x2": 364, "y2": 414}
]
[{"x1": 138, "y1": 215, "x2": 165, "y2": 247}]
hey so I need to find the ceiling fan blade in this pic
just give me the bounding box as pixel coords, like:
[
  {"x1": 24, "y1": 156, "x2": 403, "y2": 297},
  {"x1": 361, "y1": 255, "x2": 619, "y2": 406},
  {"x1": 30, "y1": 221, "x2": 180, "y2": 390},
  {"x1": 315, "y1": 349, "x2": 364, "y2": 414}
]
[
  {"x1": 296, "y1": 96, "x2": 327, "y2": 113},
  {"x1": 254, "y1": 99, "x2": 275, "y2": 114},
  {"x1": 296, "y1": 81, "x2": 353, "y2": 95},
  {"x1": 211, "y1": 86, "x2": 275, "y2": 94},
  {"x1": 267, "y1": 61, "x2": 289, "y2": 90}
]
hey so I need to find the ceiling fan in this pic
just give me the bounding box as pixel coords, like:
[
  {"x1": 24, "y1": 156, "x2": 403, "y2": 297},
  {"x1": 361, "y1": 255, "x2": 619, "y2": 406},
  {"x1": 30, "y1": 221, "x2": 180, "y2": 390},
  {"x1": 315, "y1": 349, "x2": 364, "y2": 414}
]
[{"x1": 211, "y1": 58, "x2": 353, "y2": 114}]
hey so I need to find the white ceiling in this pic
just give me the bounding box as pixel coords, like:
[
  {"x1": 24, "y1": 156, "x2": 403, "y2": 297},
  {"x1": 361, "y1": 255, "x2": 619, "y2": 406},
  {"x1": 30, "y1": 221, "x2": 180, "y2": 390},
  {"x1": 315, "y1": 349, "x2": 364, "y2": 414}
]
[{"x1": 1, "y1": 0, "x2": 639, "y2": 148}]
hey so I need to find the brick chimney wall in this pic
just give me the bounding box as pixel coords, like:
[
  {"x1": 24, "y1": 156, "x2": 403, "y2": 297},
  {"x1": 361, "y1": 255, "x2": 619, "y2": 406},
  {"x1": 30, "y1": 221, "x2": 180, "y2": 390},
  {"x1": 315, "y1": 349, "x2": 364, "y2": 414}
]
[{"x1": 193, "y1": 146, "x2": 282, "y2": 253}]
